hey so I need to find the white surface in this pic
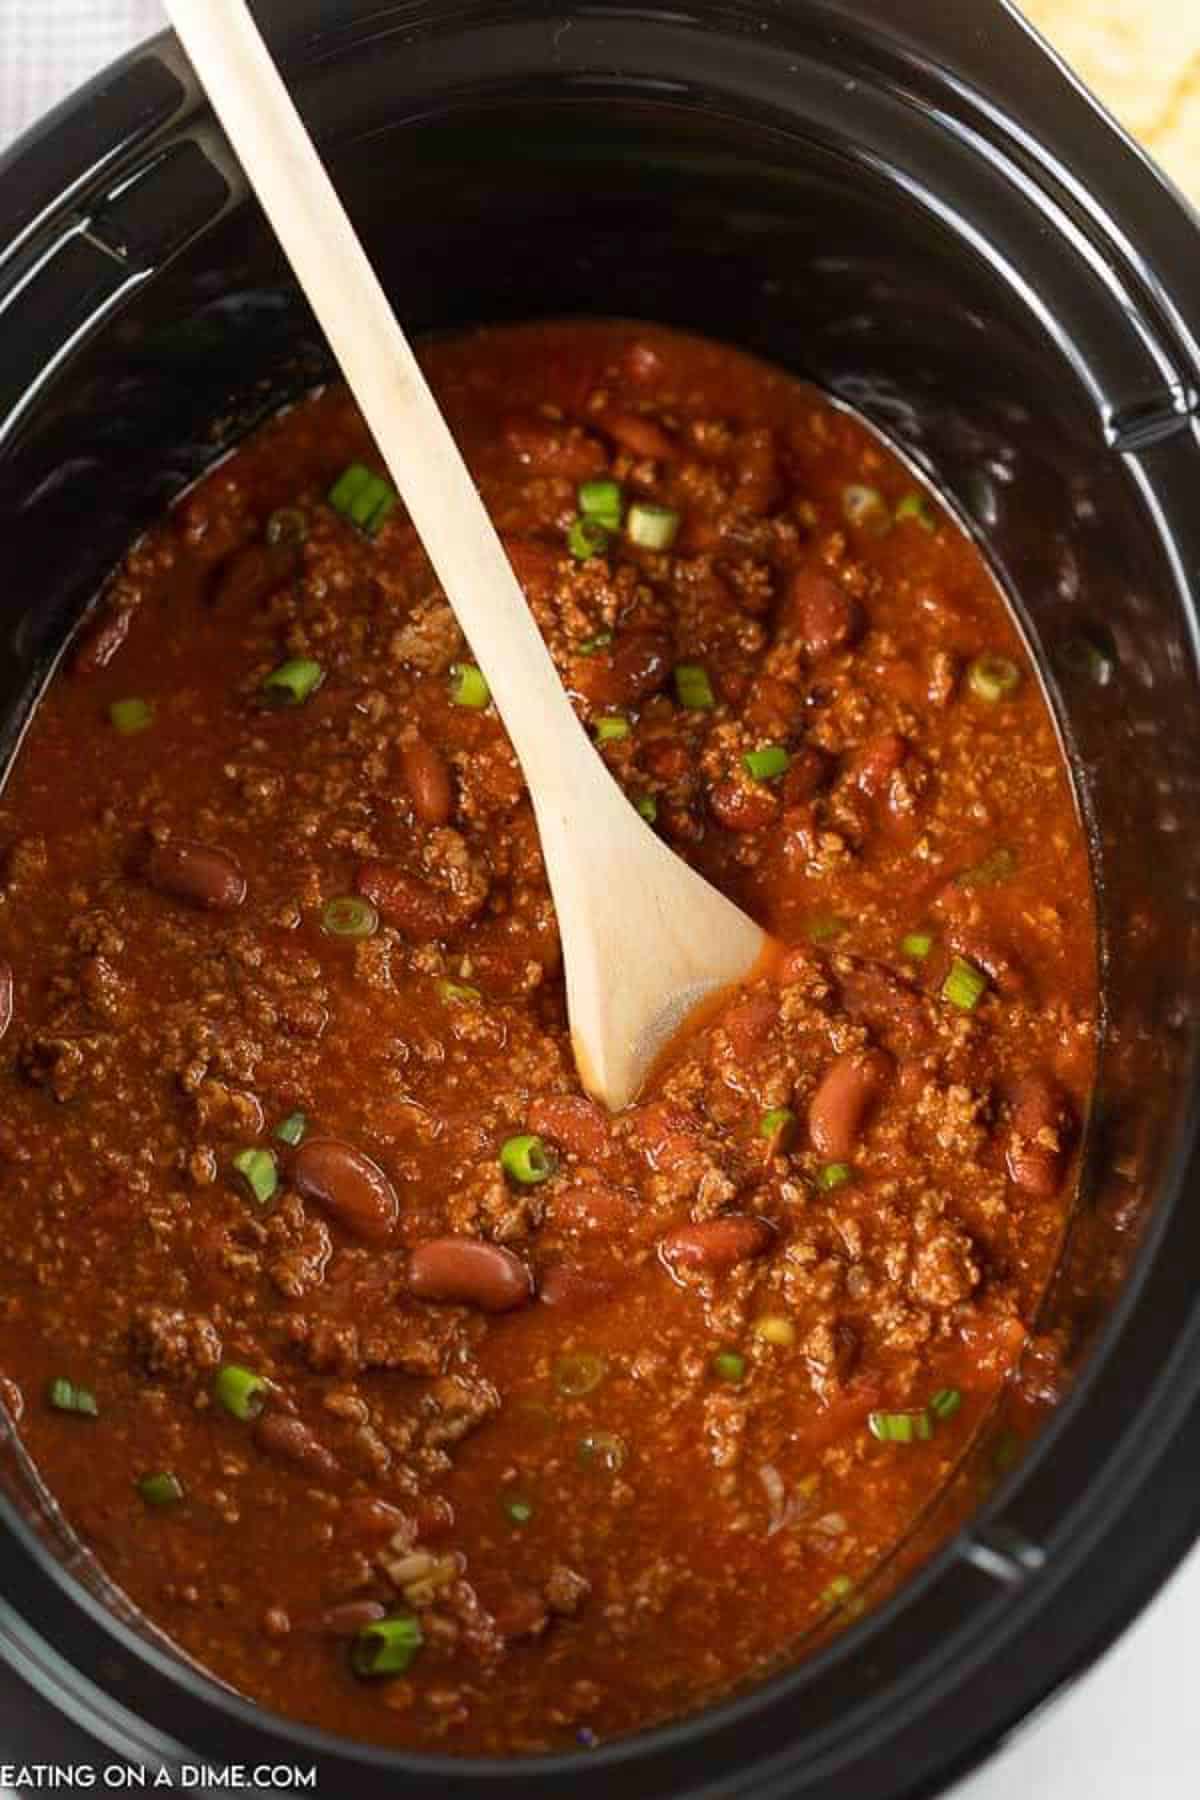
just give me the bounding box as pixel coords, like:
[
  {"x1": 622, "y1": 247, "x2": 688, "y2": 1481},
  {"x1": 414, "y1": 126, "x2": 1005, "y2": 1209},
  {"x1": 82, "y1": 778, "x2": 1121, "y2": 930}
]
[{"x1": 0, "y1": 4, "x2": 1195, "y2": 1798}]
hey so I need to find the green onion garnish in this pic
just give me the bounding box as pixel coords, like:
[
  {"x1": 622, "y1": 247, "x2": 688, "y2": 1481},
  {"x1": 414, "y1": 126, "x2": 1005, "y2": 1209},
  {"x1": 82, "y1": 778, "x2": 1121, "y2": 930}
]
[
  {"x1": 577, "y1": 630, "x2": 614, "y2": 656},
  {"x1": 109, "y1": 698, "x2": 154, "y2": 735},
  {"x1": 578, "y1": 478, "x2": 624, "y2": 531},
  {"x1": 350, "y1": 1613, "x2": 423, "y2": 1679},
  {"x1": 868, "y1": 1409, "x2": 933, "y2": 1444},
  {"x1": 901, "y1": 932, "x2": 934, "y2": 960},
  {"x1": 967, "y1": 653, "x2": 1021, "y2": 702},
  {"x1": 138, "y1": 1471, "x2": 184, "y2": 1507},
  {"x1": 437, "y1": 977, "x2": 482, "y2": 1005},
  {"x1": 214, "y1": 1364, "x2": 268, "y2": 1422},
  {"x1": 711, "y1": 1350, "x2": 747, "y2": 1384},
  {"x1": 942, "y1": 955, "x2": 987, "y2": 1011},
  {"x1": 502, "y1": 1494, "x2": 535, "y2": 1525},
  {"x1": 47, "y1": 1378, "x2": 98, "y2": 1417},
  {"x1": 328, "y1": 463, "x2": 397, "y2": 536},
  {"x1": 806, "y1": 916, "x2": 846, "y2": 944},
  {"x1": 743, "y1": 745, "x2": 791, "y2": 781},
  {"x1": 822, "y1": 1574, "x2": 855, "y2": 1607},
  {"x1": 674, "y1": 662, "x2": 715, "y2": 710},
  {"x1": 594, "y1": 714, "x2": 632, "y2": 744},
  {"x1": 577, "y1": 1431, "x2": 627, "y2": 1472},
  {"x1": 895, "y1": 491, "x2": 936, "y2": 531},
  {"x1": 262, "y1": 658, "x2": 323, "y2": 706},
  {"x1": 448, "y1": 661, "x2": 490, "y2": 709},
  {"x1": 568, "y1": 517, "x2": 610, "y2": 562},
  {"x1": 842, "y1": 484, "x2": 892, "y2": 537},
  {"x1": 265, "y1": 506, "x2": 308, "y2": 547},
  {"x1": 627, "y1": 503, "x2": 680, "y2": 551},
  {"x1": 931, "y1": 1387, "x2": 963, "y2": 1420},
  {"x1": 274, "y1": 1111, "x2": 308, "y2": 1147},
  {"x1": 818, "y1": 1162, "x2": 853, "y2": 1191},
  {"x1": 500, "y1": 1133, "x2": 558, "y2": 1186},
  {"x1": 759, "y1": 1106, "x2": 799, "y2": 1150},
  {"x1": 321, "y1": 895, "x2": 379, "y2": 939},
  {"x1": 635, "y1": 794, "x2": 658, "y2": 823},
  {"x1": 554, "y1": 1351, "x2": 607, "y2": 1397},
  {"x1": 231, "y1": 1147, "x2": 278, "y2": 1207}
]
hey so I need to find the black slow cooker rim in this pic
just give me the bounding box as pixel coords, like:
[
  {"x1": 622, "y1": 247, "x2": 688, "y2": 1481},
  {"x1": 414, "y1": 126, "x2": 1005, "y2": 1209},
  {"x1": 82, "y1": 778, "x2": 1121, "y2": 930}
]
[{"x1": 1, "y1": 3, "x2": 1199, "y2": 1794}]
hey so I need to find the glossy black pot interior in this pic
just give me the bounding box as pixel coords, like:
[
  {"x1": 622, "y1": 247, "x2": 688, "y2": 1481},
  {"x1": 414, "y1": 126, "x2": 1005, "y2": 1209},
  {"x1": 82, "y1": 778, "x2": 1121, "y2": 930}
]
[{"x1": 1, "y1": 3, "x2": 1199, "y2": 1795}]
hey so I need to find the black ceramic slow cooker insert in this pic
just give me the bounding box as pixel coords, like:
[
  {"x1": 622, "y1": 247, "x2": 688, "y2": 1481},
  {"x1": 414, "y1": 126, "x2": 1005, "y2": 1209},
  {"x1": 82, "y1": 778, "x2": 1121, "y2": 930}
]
[{"x1": 0, "y1": 2, "x2": 1198, "y2": 1794}]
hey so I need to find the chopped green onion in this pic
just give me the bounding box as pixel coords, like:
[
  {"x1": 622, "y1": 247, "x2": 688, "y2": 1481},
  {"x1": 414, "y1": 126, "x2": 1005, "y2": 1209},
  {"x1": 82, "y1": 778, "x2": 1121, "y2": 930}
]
[
  {"x1": 350, "y1": 1614, "x2": 423, "y2": 1679},
  {"x1": 577, "y1": 1431, "x2": 627, "y2": 1473},
  {"x1": 594, "y1": 714, "x2": 632, "y2": 744},
  {"x1": 554, "y1": 1351, "x2": 607, "y2": 1397},
  {"x1": 138, "y1": 1471, "x2": 184, "y2": 1507},
  {"x1": 942, "y1": 955, "x2": 987, "y2": 1012},
  {"x1": 842, "y1": 484, "x2": 892, "y2": 537},
  {"x1": 321, "y1": 895, "x2": 379, "y2": 939},
  {"x1": 328, "y1": 463, "x2": 397, "y2": 536},
  {"x1": 502, "y1": 1494, "x2": 535, "y2": 1525},
  {"x1": 967, "y1": 653, "x2": 1020, "y2": 702},
  {"x1": 578, "y1": 478, "x2": 624, "y2": 531},
  {"x1": 448, "y1": 661, "x2": 490, "y2": 709},
  {"x1": 109, "y1": 698, "x2": 154, "y2": 735},
  {"x1": 263, "y1": 658, "x2": 324, "y2": 706},
  {"x1": 754, "y1": 1314, "x2": 796, "y2": 1347},
  {"x1": 868, "y1": 1409, "x2": 933, "y2": 1444},
  {"x1": 214, "y1": 1364, "x2": 268, "y2": 1421},
  {"x1": 806, "y1": 915, "x2": 846, "y2": 944},
  {"x1": 674, "y1": 662, "x2": 715, "y2": 710},
  {"x1": 577, "y1": 629, "x2": 614, "y2": 656},
  {"x1": 265, "y1": 506, "x2": 308, "y2": 547},
  {"x1": 957, "y1": 847, "x2": 1017, "y2": 888},
  {"x1": 822, "y1": 1575, "x2": 855, "y2": 1607},
  {"x1": 47, "y1": 1378, "x2": 98, "y2": 1417},
  {"x1": 743, "y1": 745, "x2": 791, "y2": 782},
  {"x1": 274, "y1": 1111, "x2": 308, "y2": 1147},
  {"x1": 818, "y1": 1162, "x2": 853, "y2": 1191},
  {"x1": 930, "y1": 1387, "x2": 963, "y2": 1420},
  {"x1": 759, "y1": 1106, "x2": 799, "y2": 1150},
  {"x1": 231, "y1": 1147, "x2": 277, "y2": 1207},
  {"x1": 627, "y1": 503, "x2": 680, "y2": 551},
  {"x1": 500, "y1": 1133, "x2": 558, "y2": 1186},
  {"x1": 711, "y1": 1350, "x2": 747, "y2": 1384},
  {"x1": 437, "y1": 977, "x2": 482, "y2": 1005},
  {"x1": 895, "y1": 490, "x2": 936, "y2": 531},
  {"x1": 901, "y1": 932, "x2": 934, "y2": 960},
  {"x1": 568, "y1": 517, "x2": 610, "y2": 562},
  {"x1": 635, "y1": 794, "x2": 658, "y2": 824}
]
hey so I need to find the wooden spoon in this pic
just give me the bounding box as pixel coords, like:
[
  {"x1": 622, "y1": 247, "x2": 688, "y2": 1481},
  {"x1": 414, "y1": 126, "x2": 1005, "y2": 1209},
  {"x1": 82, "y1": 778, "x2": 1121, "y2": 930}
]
[{"x1": 165, "y1": 0, "x2": 767, "y2": 1110}]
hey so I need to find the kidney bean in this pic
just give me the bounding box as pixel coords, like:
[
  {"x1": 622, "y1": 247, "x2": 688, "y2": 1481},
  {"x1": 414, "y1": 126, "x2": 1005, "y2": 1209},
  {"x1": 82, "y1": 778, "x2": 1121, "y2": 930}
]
[
  {"x1": 145, "y1": 840, "x2": 246, "y2": 911},
  {"x1": 538, "y1": 1262, "x2": 615, "y2": 1311},
  {"x1": 572, "y1": 632, "x2": 672, "y2": 708},
  {"x1": 839, "y1": 959, "x2": 932, "y2": 1052},
  {"x1": 785, "y1": 569, "x2": 864, "y2": 658},
  {"x1": 211, "y1": 540, "x2": 299, "y2": 611},
  {"x1": 600, "y1": 410, "x2": 677, "y2": 463},
  {"x1": 720, "y1": 992, "x2": 779, "y2": 1061},
  {"x1": 340, "y1": 1497, "x2": 413, "y2": 1543},
  {"x1": 708, "y1": 779, "x2": 780, "y2": 834},
  {"x1": 782, "y1": 745, "x2": 833, "y2": 805},
  {"x1": 659, "y1": 1215, "x2": 773, "y2": 1274},
  {"x1": 627, "y1": 1100, "x2": 705, "y2": 1171},
  {"x1": 355, "y1": 863, "x2": 449, "y2": 940},
  {"x1": 808, "y1": 1047, "x2": 894, "y2": 1160},
  {"x1": 950, "y1": 934, "x2": 1029, "y2": 999},
  {"x1": 503, "y1": 416, "x2": 606, "y2": 479},
  {"x1": 550, "y1": 1184, "x2": 635, "y2": 1234},
  {"x1": 0, "y1": 962, "x2": 11, "y2": 1044},
  {"x1": 624, "y1": 339, "x2": 666, "y2": 385},
  {"x1": 1006, "y1": 1073, "x2": 1075, "y2": 1196},
  {"x1": 74, "y1": 608, "x2": 130, "y2": 674},
  {"x1": 254, "y1": 1411, "x2": 339, "y2": 1481},
  {"x1": 293, "y1": 1138, "x2": 399, "y2": 1244},
  {"x1": 320, "y1": 1600, "x2": 386, "y2": 1637},
  {"x1": 527, "y1": 1093, "x2": 611, "y2": 1161},
  {"x1": 408, "y1": 1237, "x2": 533, "y2": 1312},
  {"x1": 400, "y1": 735, "x2": 453, "y2": 827},
  {"x1": 850, "y1": 732, "x2": 908, "y2": 799}
]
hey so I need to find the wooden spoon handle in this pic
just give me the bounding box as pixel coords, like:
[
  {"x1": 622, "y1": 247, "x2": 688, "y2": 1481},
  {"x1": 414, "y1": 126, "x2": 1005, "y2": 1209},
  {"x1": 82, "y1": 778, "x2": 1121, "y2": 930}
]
[{"x1": 165, "y1": 0, "x2": 596, "y2": 804}]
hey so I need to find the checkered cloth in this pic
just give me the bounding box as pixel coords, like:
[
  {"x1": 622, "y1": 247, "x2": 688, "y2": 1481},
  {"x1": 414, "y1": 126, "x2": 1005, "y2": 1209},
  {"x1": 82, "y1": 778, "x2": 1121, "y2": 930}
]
[{"x1": 0, "y1": 0, "x2": 167, "y2": 152}]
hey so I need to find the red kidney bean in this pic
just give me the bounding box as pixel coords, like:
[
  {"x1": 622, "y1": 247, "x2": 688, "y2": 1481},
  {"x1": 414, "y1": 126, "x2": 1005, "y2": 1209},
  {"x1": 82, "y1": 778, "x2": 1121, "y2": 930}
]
[
  {"x1": 340, "y1": 1497, "x2": 413, "y2": 1543},
  {"x1": 550, "y1": 1184, "x2": 636, "y2": 1234},
  {"x1": 659, "y1": 1215, "x2": 773, "y2": 1274},
  {"x1": 400, "y1": 735, "x2": 453, "y2": 827},
  {"x1": 145, "y1": 840, "x2": 246, "y2": 911},
  {"x1": 627, "y1": 1100, "x2": 705, "y2": 1171},
  {"x1": 538, "y1": 1262, "x2": 615, "y2": 1310},
  {"x1": 572, "y1": 632, "x2": 672, "y2": 708},
  {"x1": 1006, "y1": 1073, "x2": 1075, "y2": 1196},
  {"x1": 503, "y1": 416, "x2": 606, "y2": 479},
  {"x1": 320, "y1": 1600, "x2": 386, "y2": 1637},
  {"x1": 808, "y1": 1047, "x2": 894, "y2": 1160},
  {"x1": 708, "y1": 779, "x2": 780, "y2": 834},
  {"x1": 527, "y1": 1093, "x2": 611, "y2": 1161},
  {"x1": 211, "y1": 540, "x2": 299, "y2": 611},
  {"x1": 851, "y1": 732, "x2": 908, "y2": 799},
  {"x1": 785, "y1": 569, "x2": 864, "y2": 658},
  {"x1": 254, "y1": 1411, "x2": 339, "y2": 1481},
  {"x1": 782, "y1": 745, "x2": 833, "y2": 804},
  {"x1": 74, "y1": 608, "x2": 130, "y2": 674},
  {"x1": 839, "y1": 959, "x2": 932, "y2": 1051},
  {"x1": 355, "y1": 862, "x2": 450, "y2": 940},
  {"x1": 0, "y1": 962, "x2": 11, "y2": 1044},
  {"x1": 624, "y1": 339, "x2": 665, "y2": 385},
  {"x1": 293, "y1": 1137, "x2": 399, "y2": 1243},
  {"x1": 600, "y1": 410, "x2": 677, "y2": 462},
  {"x1": 720, "y1": 992, "x2": 779, "y2": 1061},
  {"x1": 408, "y1": 1237, "x2": 533, "y2": 1312}
]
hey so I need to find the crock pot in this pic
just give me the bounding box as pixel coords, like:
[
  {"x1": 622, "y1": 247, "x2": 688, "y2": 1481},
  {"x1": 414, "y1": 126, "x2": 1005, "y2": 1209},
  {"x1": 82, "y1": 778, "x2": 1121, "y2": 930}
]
[{"x1": 1, "y1": 2, "x2": 1199, "y2": 1794}]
